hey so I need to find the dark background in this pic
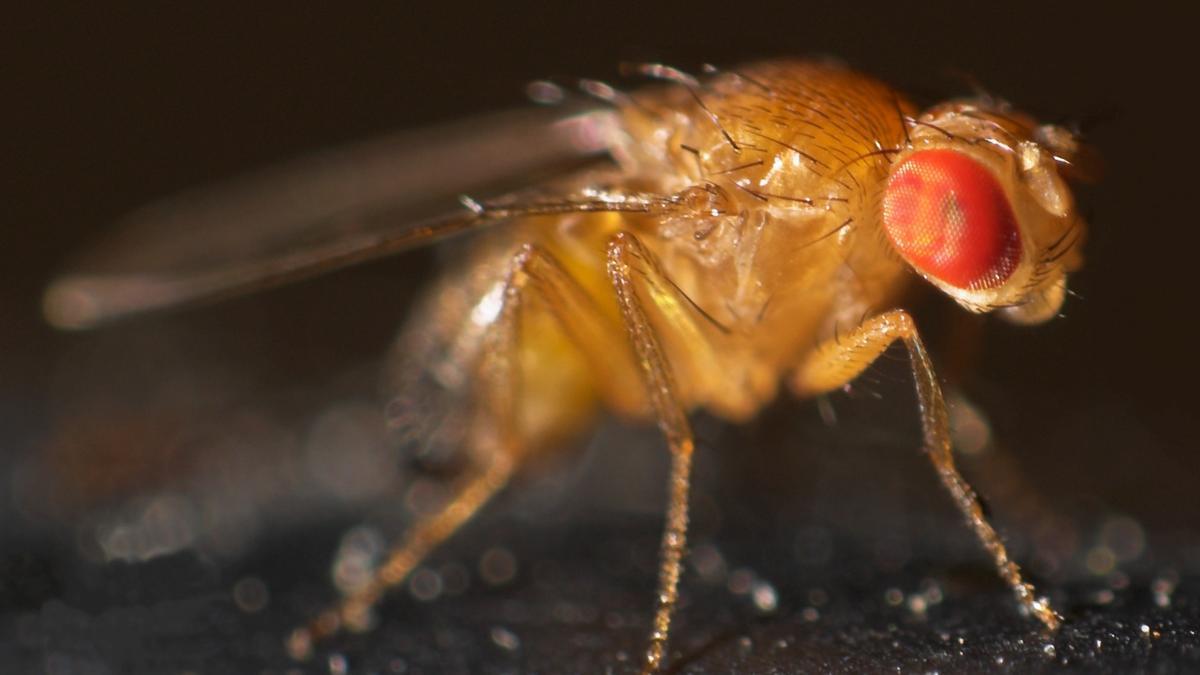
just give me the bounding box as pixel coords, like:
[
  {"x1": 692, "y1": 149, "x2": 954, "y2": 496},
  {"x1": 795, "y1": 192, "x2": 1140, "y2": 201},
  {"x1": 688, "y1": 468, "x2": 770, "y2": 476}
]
[{"x1": 3, "y1": 3, "x2": 1198, "y2": 673}]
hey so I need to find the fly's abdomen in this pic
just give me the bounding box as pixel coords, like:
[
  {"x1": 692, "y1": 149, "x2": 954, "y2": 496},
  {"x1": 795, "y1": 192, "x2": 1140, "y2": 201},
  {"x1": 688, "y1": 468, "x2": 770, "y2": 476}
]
[{"x1": 384, "y1": 221, "x2": 617, "y2": 466}]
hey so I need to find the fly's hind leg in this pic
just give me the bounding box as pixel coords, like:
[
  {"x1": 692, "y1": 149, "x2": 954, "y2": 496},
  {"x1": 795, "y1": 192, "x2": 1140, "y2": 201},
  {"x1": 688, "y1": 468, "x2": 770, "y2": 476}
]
[
  {"x1": 286, "y1": 317, "x2": 522, "y2": 659},
  {"x1": 287, "y1": 242, "x2": 639, "y2": 660},
  {"x1": 285, "y1": 452, "x2": 515, "y2": 660},
  {"x1": 789, "y1": 310, "x2": 1061, "y2": 631}
]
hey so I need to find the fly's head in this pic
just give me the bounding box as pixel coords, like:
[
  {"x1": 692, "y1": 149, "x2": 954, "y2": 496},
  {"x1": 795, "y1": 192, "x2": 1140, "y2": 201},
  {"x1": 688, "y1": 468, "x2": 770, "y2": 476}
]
[{"x1": 880, "y1": 97, "x2": 1098, "y2": 324}]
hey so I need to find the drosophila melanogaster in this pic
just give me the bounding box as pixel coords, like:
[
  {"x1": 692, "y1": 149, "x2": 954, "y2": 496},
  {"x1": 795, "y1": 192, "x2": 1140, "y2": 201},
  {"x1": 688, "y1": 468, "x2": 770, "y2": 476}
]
[{"x1": 44, "y1": 58, "x2": 1095, "y2": 673}]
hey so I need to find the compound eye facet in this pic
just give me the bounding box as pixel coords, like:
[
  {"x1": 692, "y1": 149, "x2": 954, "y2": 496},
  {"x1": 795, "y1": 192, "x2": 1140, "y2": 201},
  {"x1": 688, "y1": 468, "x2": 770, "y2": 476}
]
[{"x1": 882, "y1": 149, "x2": 1022, "y2": 290}]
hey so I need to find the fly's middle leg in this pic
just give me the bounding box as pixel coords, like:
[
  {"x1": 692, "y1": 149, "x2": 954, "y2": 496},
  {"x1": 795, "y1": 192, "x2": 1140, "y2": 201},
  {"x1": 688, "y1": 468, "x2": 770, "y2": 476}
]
[
  {"x1": 607, "y1": 231, "x2": 702, "y2": 675},
  {"x1": 789, "y1": 309, "x2": 1061, "y2": 632}
]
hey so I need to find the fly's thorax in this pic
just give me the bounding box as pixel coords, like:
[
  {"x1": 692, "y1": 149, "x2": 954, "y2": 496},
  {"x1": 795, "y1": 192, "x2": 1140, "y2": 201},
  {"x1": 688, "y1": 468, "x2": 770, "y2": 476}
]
[
  {"x1": 611, "y1": 61, "x2": 915, "y2": 193},
  {"x1": 604, "y1": 60, "x2": 919, "y2": 334}
]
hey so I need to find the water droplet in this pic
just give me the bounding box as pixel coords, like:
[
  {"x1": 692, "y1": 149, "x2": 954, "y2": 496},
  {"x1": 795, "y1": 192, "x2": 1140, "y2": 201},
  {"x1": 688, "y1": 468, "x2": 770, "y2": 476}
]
[
  {"x1": 1152, "y1": 573, "x2": 1178, "y2": 608},
  {"x1": 480, "y1": 547, "x2": 518, "y2": 586},
  {"x1": 1100, "y1": 515, "x2": 1146, "y2": 562},
  {"x1": 332, "y1": 525, "x2": 384, "y2": 594},
  {"x1": 491, "y1": 626, "x2": 521, "y2": 651},
  {"x1": 884, "y1": 588, "x2": 904, "y2": 606},
  {"x1": 907, "y1": 594, "x2": 928, "y2": 616},
  {"x1": 1084, "y1": 546, "x2": 1116, "y2": 576},
  {"x1": 232, "y1": 576, "x2": 269, "y2": 613},
  {"x1": 408, "y1": 567, "x2": 443, "y2": 602},
  {"x1": 751, "y1": 579, "x2": 778, "y2": 613},
  {"x1": 691, "y1": 543, "x2": 727, "y2": 584}
]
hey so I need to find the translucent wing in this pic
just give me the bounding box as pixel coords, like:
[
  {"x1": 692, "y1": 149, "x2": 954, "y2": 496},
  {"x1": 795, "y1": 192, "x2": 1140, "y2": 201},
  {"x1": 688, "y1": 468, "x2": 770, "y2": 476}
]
[{"x1": 44, "y1": 105, "x2": 617, "y2": 329}]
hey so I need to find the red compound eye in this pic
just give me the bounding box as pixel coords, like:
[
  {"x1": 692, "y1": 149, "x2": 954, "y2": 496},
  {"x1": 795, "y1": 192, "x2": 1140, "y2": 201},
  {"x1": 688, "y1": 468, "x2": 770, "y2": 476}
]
[{"x1": 882, "y1": 149, "x2": 1022, "y2": 290}]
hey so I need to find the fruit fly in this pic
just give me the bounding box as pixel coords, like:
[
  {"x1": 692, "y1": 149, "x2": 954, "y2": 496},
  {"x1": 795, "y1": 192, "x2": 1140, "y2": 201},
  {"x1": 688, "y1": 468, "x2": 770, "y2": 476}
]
[{"x1": 44, "y1": 59, "x2": 1095, "y2": 673}]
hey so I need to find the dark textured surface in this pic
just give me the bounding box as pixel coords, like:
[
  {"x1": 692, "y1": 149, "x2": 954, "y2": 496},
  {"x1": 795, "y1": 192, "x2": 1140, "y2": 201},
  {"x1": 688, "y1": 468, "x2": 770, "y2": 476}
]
[
  {"x1": 3, "y1": 509, "x2": 1199, "y2": 675},
  {"x1": 4, "y1": 397, "x2": 1199, "y2": 674},
  {"x1": 6, "y1": 3, "x2": 1199, "y2": 674}
]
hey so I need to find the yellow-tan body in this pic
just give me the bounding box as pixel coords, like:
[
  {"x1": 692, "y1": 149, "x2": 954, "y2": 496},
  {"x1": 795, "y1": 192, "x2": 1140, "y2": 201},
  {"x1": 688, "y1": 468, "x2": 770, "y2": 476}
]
[
  {"x1": 397, "y1": 62, "x2": 919, "y2": 456},
  {"x1": 46, "y1": 58, "x2": 1090, "y2": 672},
  {"x1": 365, "y1": 60, "x2": 1085, "y2": 671}
]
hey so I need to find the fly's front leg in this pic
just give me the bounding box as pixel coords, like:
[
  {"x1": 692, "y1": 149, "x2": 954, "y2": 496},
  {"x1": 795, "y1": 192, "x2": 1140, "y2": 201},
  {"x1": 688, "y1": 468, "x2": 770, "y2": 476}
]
[
  {"x1": 607, "y1": 232, "x2": 699, "y2": 674},
  {"x1": 790, "y1": 310, "x2": 1061, "y2": 632}
]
